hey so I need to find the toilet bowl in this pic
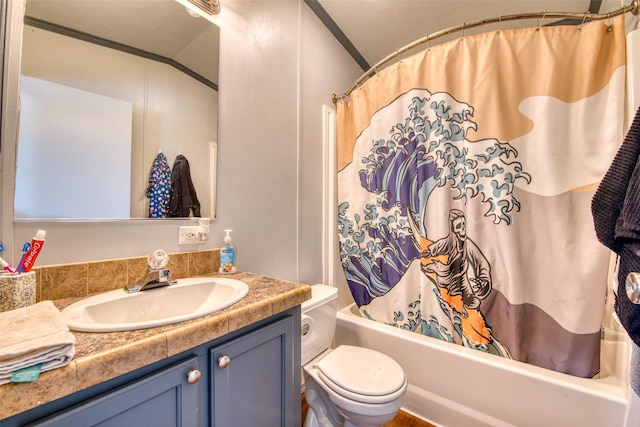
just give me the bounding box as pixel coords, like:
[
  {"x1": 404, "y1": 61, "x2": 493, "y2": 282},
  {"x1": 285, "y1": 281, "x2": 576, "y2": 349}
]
[{"x1": 302, "y1": 284, "x2": 407, "y2": 427}]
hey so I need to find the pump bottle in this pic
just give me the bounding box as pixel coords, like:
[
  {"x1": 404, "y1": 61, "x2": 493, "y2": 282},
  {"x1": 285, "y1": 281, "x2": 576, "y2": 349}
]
[{"x1": 219, "y1": 229, "x2": 236, "y2": 273}]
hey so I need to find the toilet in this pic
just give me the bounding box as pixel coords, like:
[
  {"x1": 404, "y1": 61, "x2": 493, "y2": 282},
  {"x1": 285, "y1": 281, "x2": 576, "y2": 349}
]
[{"x1": 301, "y1": 284, "x2": 407, "y2": 427}]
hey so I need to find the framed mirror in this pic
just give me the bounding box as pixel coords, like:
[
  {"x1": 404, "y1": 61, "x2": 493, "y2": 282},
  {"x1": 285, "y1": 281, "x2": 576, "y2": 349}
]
[{"x1": 15, "y1": 0, "x2": 219, "y2": 220}]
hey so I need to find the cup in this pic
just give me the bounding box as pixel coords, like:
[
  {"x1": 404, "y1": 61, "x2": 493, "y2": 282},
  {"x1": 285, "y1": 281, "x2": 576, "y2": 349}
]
[{"x1": 0, "y1": 271, "x2": 36, "y2": 312}]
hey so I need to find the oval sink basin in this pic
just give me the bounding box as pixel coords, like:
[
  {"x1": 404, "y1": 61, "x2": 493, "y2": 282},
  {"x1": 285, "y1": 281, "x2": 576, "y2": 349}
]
[{"x1": 61, "y1": 277, "x2": 249, "y2": 332}]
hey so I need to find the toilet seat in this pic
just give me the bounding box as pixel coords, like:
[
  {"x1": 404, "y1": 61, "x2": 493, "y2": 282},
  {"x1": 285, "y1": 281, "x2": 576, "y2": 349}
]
[{"x1": 316, "y1": 345, "x2": 406, "y2": 404}]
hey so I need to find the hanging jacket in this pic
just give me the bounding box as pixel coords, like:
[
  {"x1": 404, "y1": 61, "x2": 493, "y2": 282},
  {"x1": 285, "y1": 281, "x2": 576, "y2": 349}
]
[
  {"x1": 146, "y1": 152, "x2": 172, "y2": 218},
  {"x1": 168, "y1": 154, "x2": 201, "y2": 217}
]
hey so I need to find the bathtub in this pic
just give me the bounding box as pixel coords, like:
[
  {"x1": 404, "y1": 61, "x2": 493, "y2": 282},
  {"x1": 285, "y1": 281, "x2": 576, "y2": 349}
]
[{"x1": 335, "y1": 303, "x2": 632, "y2": 427}]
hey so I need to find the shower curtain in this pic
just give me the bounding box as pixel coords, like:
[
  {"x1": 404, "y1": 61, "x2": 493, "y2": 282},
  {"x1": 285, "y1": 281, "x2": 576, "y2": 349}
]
[{"x1": 336, "y1": 16, "x2": 627, "y2": 377}]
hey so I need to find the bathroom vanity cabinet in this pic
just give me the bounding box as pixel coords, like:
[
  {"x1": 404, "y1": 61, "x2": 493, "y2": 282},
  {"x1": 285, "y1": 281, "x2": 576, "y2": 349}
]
[{"x1": 0, "y1": 310, "x2": 300, "y2": 427}]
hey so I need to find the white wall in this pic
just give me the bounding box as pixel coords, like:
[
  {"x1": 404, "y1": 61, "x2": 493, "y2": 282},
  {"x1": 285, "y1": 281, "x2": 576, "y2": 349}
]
[
  {"x1": 2, "y1": 0, "x2": 361, "y2": 287},
  {"x1": 214, "y1": 0, "x2": 300, "y2": 279},
  {"x1": 298, "y1": 3, "x2": 363, "y2": 287}
]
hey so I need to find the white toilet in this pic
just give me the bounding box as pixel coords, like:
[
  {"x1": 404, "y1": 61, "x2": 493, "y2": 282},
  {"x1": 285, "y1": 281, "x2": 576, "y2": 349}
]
[{"x1": 301, "y1": 284, "x2": 407, "y2": 427}]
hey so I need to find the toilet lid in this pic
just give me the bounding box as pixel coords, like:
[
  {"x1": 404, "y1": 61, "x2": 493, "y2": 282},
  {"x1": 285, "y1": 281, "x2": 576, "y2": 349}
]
[{"x1": 317, "y1": 345, "x2": 405, "y2": 399}]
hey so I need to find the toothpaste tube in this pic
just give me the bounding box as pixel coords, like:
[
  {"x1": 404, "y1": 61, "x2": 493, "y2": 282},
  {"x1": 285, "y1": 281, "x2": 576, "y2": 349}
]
[{"x1": 20, "y1": 230, "x2": 46, "y2": 273}]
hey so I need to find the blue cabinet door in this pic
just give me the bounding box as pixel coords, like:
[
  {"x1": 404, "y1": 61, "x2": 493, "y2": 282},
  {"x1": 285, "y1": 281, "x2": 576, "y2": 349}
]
[
  {"x1": 30, "y1": 357, "x2": 201, "y2": 426},
  {"x1": 210, "y1": 315, "x2": 298, "y2": 427}
]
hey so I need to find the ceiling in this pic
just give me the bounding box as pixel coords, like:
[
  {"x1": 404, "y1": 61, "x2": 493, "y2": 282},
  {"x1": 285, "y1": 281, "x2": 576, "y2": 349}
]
[
  {"x1": 22, "y1": 0, "x2": 625, "y2": 90},
  {"x1": 23, "y1": 0, "x2": 219, "y2": 87},
  {"x1": 315, "y1": 0, "x2": 599, "y2": 72}
]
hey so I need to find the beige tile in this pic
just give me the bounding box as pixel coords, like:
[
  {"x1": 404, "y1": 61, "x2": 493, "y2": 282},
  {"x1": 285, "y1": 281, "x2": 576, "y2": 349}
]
[
  {"x1": 211, "y1": 249, "x2": 221, "y2": 273},
  {"x1": 167, "y1": 252, "x2": 189, "y2": 279},
  {"x1": 188, "y1": 250, "x2": 214, "y2": 276},
  {"x1": 0, "y1": 362, "x2": 76, "y2": 419},
  {"x1": 166, "y1": 314, "x2": 229, "y2": 356},
  {"x1": 41, "y1": 264, "x2": 88, "y2": 300},
  {"x1": 32, "y1": 267, "x2": 42, "y2": 302},
  {"x1": 127, "y1": 257, "x2": 148, "y2": 283},
  {"x1": 87, "y1": 259, "x2": 128, "y2": 295},
  {"x1": 75, "y1": 334, "x2": 167, "y2": 391}
]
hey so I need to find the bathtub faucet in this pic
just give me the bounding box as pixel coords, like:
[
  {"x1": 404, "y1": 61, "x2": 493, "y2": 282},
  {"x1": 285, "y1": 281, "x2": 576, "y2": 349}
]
[{"x1": 124, "y1": 268, "x2": 176, "y2": 293}]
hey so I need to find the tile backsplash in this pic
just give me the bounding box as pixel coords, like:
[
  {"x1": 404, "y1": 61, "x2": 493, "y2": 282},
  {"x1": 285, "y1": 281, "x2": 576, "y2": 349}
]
[{"x1": 32, "y1": 249, "x2": 221, "y2": 302}]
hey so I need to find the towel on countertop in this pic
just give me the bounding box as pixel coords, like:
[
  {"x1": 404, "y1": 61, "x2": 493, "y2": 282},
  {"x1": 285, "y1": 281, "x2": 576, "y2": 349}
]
[
  {"x1": 592, "y1": 106, "x2": 640, "y2": 348},
  {"x1": 0, "y1": 300, "x2": 75, "y2": 385}
]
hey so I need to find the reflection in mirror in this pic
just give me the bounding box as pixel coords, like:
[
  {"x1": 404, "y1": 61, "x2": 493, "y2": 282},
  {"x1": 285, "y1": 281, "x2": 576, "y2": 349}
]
[{"x1": 15, "y1": 0, "x2": 219, "y2": 220}]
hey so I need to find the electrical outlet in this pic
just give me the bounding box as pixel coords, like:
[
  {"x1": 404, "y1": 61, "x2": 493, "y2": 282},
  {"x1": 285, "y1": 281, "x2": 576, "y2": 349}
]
[{"x1": 178, "y1": 226, "x2": 201, "y2": 245}]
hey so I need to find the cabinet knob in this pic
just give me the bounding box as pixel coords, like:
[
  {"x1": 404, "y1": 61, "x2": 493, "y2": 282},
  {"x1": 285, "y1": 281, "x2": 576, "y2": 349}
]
[
  {"x1": 187, "y1": 369, "x2": 201, "y2": 384},
  {"x1": 218, "y1": 355, "x2": 231, "y2": 369}
]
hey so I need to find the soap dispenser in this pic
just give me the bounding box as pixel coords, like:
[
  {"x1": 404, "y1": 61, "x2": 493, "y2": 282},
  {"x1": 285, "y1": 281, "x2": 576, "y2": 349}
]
[{"x1": 219, "y1": 229, "x2": 236, "y2": 273}]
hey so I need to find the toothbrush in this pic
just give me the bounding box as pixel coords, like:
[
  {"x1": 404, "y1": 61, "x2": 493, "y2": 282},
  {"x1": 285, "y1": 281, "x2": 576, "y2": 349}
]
[
  {"x1": 0, "y1": 256, "x2": 14, "y2": 273},
  {"x1": 14, "y1": 242, "x2": 30, "y2": 274}
]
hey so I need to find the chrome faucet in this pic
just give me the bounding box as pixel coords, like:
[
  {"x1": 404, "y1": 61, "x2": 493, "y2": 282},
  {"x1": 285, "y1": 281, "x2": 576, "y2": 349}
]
[{"x1": 124, "y1": 268, "x2": 176, "y2": 293}]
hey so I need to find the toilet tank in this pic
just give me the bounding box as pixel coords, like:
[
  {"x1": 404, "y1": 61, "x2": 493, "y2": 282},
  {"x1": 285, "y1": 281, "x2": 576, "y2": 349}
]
[{"x1": 301, "y1": 284, "x2": 338, "y2": 365}]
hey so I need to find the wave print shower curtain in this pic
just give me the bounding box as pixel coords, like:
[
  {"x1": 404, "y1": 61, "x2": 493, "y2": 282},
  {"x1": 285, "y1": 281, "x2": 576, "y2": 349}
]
[{"x1": 336, "y1": 17, "x2": 627, "y2": 377}]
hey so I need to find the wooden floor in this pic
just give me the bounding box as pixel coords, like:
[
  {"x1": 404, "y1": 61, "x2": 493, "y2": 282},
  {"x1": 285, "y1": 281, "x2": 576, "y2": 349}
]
[
  {"x1": 301, "y1": 394, "x2": 435, "y2": 427},
  {"x1": 383, "y1": 410, "x2": 435, "y2": 427}
]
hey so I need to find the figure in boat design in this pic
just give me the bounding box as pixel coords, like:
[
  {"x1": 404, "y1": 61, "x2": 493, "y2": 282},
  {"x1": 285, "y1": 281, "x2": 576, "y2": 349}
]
[
  {"x1": 418, "y1": 209, "x2": 495, "y2": 347},
  {"x1": 421, "y1": 209, "x2": 491, "y2": 313}
]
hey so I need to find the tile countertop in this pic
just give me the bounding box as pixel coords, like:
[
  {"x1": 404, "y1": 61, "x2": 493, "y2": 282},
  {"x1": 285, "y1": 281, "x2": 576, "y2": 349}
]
[{"x1": 0, "y1": 271, "x2": 311, "y2": 420}]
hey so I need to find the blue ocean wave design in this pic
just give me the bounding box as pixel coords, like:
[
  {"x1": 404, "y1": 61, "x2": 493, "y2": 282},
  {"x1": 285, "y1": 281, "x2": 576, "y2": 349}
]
[{"x1": 339, "y1": 91, "x2": 530, "y2": 306}]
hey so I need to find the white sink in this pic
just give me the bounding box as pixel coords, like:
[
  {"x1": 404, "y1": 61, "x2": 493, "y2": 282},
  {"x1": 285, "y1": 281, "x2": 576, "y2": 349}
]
[{"x1": 61, "y1": 277, "x2": 249, "y2": 332}]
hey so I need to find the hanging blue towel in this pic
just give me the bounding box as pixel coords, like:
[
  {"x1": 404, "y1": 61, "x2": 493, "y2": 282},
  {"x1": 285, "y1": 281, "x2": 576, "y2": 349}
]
[
  {"x1": 592, "y1": 106, "x2": 640, "y2": 348},
  {"x1": 146, "y1": 152, "x2": 172, "y2": 218}
]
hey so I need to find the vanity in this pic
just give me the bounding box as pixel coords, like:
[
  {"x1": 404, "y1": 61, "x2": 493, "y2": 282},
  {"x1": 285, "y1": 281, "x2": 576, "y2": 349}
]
[{"x1": 0, "y1": 272, "x2": 310, "y2": 427}]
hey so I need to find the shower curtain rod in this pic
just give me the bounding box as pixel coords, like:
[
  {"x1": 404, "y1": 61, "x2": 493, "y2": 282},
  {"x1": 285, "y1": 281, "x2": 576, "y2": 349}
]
[{"x1": 333, "y1": 0, "x2": 640, "y2": 103}]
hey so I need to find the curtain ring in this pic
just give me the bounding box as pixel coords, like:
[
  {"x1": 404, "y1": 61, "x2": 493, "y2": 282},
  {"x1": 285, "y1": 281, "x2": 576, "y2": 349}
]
[
  {"x1": 581, "y1": 14, "x2": 588, "y2": 26},
  {"x1": 577, "y1": 13, "x2": 587, "y2": 32},
  {"x1": 396, "y1": 48, "x2": 402, "y2": 62},
  {"x1": 607, "y1": 12, "x2": 613, "y2": 32},
  {"x1": 537, "y1": 12, "x2": 546, "y2": 31},
  {"x1": 496, "y1": 15, "x2": 502, "y2": 35},
  {"x1": 461, "y1": 22, "x2": 465, "y2": 40}
]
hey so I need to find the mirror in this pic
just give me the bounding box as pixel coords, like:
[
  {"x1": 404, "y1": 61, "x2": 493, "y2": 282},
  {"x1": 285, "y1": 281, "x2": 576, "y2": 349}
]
[{"x1": 15, "y1": 0, "x2": 219, "y2": 220}]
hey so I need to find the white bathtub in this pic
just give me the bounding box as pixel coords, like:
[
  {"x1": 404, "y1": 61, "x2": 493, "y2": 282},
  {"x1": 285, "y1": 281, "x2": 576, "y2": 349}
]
[{"x1": 335, "y1": 303, "x2": 632, "y2": 427}]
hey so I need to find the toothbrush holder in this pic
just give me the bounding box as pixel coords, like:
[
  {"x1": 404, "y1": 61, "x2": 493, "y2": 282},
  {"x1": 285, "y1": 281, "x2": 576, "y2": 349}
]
[{"x1": 0, "y1": 271, "x2": 36, "y2": 312}]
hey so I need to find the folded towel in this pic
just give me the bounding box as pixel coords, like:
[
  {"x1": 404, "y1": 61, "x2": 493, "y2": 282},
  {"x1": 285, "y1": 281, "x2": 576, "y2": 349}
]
[{"x1": 0, "y1": 300, "x2": 75, "y2": 385}]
